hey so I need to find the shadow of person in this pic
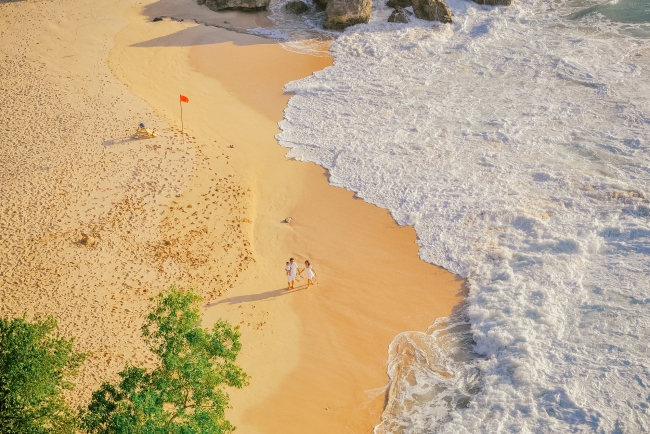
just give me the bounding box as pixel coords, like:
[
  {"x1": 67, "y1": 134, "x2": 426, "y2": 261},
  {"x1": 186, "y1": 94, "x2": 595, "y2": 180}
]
[
  {"x1": 102, "y1": 136, "x2": 143, "y2": 147},
  {"x1": 206, "y1": 285, "x2": 308, "y2": 307}
]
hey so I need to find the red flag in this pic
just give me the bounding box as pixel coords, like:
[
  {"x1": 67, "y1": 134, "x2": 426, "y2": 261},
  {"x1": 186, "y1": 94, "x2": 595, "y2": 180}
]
[{"x1": 180, "y1": 94, "x2": 189, "y2": 103}]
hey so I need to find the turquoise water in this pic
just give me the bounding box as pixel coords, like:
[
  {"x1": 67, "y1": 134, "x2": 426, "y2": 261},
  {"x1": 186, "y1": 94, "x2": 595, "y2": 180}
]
[{"x1": 569, "y1": 0, "x2": 650, "y2": 24}]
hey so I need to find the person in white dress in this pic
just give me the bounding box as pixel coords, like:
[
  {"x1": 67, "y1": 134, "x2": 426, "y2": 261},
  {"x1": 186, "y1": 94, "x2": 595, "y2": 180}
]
[{"x1": 300, "y1": 260, "x2": 316, "y2": 288}]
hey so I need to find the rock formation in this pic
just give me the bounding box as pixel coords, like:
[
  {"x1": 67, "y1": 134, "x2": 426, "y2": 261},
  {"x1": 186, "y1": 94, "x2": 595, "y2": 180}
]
[
  {"x1": 323, "y1": 0, "x2": 372, "y2": 30},
  {"x1": 411, "y1": 0, "x2": 452, "y2": 23},
  {"x1": 388, "y1": 6, "x2": 409, "y2": 23},
  {"x1": 198, "y1": 0, "x2": 269, "y2": 11},
  {"x1": 313, "y1": 0, "x2": 328, "y2": 9},
  {"x1": 472, "y1": 0, "x2": 512, "y2": 5},
  {"x1": 285, "y1": 0, "x2": 309, "y2": 13},
  {"x1": 387, "y1": 0, "x2": 412, "y2": 9}
]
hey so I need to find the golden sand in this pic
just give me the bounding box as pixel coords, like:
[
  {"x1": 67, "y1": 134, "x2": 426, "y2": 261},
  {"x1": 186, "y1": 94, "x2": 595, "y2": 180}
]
[{"x1": 0, "y1": 0, "x2": 464, "y2": 432}]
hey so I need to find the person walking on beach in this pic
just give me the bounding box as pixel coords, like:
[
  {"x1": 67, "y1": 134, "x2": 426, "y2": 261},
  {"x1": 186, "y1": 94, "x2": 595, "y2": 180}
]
[
  {"x1": 300, "y1": 260, "x2": 316, "y2": 288},
  {"x1": 287, "y1": 258, "x2": 298, "y2": 289}
]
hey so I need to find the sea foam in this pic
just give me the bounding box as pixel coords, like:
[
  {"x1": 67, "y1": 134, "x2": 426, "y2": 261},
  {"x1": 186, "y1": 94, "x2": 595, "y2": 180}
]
[{"x1": 274, "y1": 0, "x2": 650, "y2": 431}]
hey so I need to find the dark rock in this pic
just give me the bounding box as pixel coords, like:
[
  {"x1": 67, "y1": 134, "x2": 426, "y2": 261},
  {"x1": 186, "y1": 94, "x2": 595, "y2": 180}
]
[
  {"x1": 313, "y1": 0, "x2": 328, "y2": 9},
  {"x1": 472, "y1": 0, "x2": 512, "y2": 5},
  {"x1": 152, "y1": 16, "x2": 164, "y2": 22},
  {"x1": 323, "y1": 0, "x2": 372, "y2": 29},
  {"x1": 388, "y1": 6, "x2": 409, "y2": 22},
  {"x1": 412, "y1": 0, "x2": 452, "y2": 23},
  {"x1": 198, "y1": 0, "x2": 270, "y2": 12},
  {"x1": 387, "y1": 0, "x2": 412, "y2": 8},
  {"x1": 285, "y1": 0, "x2": 309, "y2": 13}
]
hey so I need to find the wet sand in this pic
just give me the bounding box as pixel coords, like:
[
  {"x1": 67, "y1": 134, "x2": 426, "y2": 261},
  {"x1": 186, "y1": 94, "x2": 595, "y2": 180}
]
[{"x1": 0, "y1": 0, "x2": 464, "y2": 431}]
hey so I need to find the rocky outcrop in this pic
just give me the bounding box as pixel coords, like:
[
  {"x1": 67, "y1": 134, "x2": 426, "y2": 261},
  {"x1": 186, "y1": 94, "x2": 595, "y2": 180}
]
[
  {"x1": 285, "y1": 0, "x2": 309, "y2": 13},
  {"x1": 411, "y1": 0, "x2": 452, "y2": 23},
  {"x1": 472, "y1": 0, "x2": 512, "y2": 5},
  {"x1": 387, "y1": 0, "x2": 412, "y2": 9},
  {"x1": 388, "y1": 6, "x2": 409, "y2": 23},
  {"x1": 313, "y1": 0, "x2": 328, "y2": 9},
  {"x1": 198, "y1": 0, "x2": 269, "y2": 11},
  {"x1": 323, "y1": 0, "x2": 372, "y2": 30}
]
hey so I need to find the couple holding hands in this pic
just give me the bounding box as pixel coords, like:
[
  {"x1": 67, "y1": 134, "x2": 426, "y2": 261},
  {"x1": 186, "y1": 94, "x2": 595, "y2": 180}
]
[{"x1": 285, "y1": 257, "x2": 316, "y2": 289}]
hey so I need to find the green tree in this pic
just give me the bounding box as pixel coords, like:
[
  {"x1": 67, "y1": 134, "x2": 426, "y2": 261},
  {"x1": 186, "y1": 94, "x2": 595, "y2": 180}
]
[
  {"x1": 0, "y1": 315, "x2": 86, "y2": 434},
  {"x1": 82, "y1": 286, "x2": 249, "y2": 434}
]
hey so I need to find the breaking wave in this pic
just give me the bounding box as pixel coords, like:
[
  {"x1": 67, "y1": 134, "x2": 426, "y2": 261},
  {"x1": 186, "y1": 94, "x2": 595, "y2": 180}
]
[{"x1": 271, "y1": 0, "x2": 650, "y2": 431}]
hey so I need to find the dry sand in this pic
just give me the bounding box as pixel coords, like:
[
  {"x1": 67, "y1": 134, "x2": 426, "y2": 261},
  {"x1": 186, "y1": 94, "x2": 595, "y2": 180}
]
[
  {"x1": 0, "y1": 0, "x2": 194, "y2": 394},
  {"x1": 0, "y1": 0, "x2": 464, "y2": 432}
]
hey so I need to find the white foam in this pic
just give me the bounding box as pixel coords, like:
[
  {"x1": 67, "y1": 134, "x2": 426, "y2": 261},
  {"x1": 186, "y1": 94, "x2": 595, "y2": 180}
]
[
  {"x1": 266, "y1": 0, "x2": 336, "y2": 56},
  {"x1": 277, "y1": 0, "x2": 650, "y2": 431},
  {"x1": 248, "y1": 26, "x2": 291, "y2": 40}
]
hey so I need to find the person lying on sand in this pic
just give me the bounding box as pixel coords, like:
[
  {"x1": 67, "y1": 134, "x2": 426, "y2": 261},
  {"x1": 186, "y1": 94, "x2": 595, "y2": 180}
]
[
  {"x1": 299, "y1": 260, "x2": 316, "y2": 288},
  {"x1": 135, "y1": 122, "x2": 158, "y2": 138}
]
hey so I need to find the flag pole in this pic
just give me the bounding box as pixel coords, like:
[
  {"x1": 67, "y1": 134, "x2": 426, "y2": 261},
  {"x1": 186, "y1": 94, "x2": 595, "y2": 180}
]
[{"x1": 180, "y1": 97, "x2": 184, "y2": 145}]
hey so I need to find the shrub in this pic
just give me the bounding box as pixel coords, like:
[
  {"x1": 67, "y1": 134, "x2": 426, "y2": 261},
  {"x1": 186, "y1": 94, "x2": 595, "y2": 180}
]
[
  {"x1": 82, "y1": 286, "x2": 248, "y2": 433},
  {"x1": 0, "y1": 315, "x2": 86, "y2": 434}
]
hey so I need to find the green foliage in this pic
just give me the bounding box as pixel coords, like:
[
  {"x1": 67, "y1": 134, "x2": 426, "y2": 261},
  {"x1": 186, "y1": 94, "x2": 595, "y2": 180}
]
[
  {"x1": 0, "y1": 315, "x2": 87, "y2": 434},
  {"x1": 82, "y1": 286, "x2": 249, "y2": 434}
]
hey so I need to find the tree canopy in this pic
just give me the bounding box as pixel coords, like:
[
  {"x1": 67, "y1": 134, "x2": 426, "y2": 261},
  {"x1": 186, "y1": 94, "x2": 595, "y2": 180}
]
[
  {"x1": 82, "y1": 286, "x2": 249, "y2": 434},
  {"x1": 0, "y1": 315, "x2": 86, "y2": 434}
]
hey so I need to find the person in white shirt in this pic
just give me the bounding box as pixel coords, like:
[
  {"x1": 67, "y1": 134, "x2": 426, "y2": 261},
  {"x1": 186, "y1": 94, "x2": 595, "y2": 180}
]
[{"x1": 287, "y1": 258, "x2": 299, "y2": 289}]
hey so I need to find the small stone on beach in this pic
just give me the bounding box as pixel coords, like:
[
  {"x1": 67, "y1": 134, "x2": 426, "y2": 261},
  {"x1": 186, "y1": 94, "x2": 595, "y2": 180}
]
[{"x1": 77, "y1": 232, "x2": 98, "y2": 247}]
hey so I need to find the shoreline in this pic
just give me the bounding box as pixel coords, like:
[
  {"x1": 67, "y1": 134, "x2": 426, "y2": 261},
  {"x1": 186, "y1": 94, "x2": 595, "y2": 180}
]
[
  {"x1": 0, "y1": 0, "x2": 466, "y2": 432},
  {"x1": 111, "y1": 7, "x2": 465, "y2": 431}
]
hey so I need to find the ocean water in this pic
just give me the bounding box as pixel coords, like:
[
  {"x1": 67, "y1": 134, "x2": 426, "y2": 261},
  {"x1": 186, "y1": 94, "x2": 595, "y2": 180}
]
[{"x1": 268, "y1": 0, "x2": 650, "y2": 431}]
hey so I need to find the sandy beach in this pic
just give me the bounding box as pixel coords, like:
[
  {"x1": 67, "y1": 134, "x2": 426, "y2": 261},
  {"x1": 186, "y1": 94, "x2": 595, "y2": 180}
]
[{"x1": 0, "y1": 0, "x2": 464, "y2": 432}]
